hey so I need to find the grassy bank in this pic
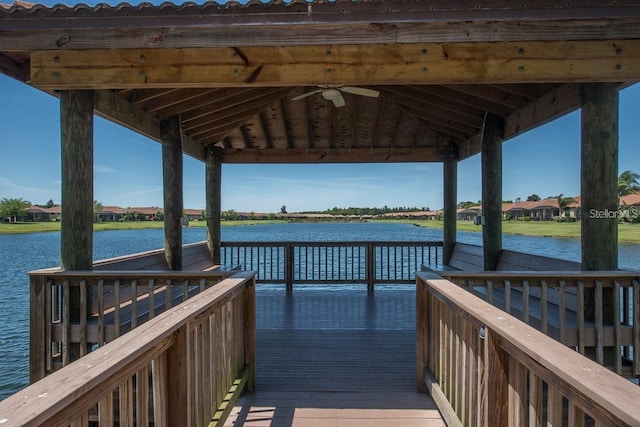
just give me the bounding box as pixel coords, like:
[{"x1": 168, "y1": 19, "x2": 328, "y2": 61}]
[
  {"x1": 0, "y1": 220, "x2": 286, "y2": 235},
  {"x1": 386, "y1": 219, "x2": 640, "y2": 244}
]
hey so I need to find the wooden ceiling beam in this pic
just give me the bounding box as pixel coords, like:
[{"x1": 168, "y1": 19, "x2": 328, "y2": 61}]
[
  {"x1": 457, "y1": 83, "x2": 585, "y2": 160},
  {"x1": 30, "y1": 40, "x2": 640, "y2": 89},
  {"x1": 380, "y1": 90, "x2": 484, "y2": 130},
  {"x1": 155, "y1": 87, "x2": 256, "y2": 118},
  {"x1": 222, "y1": 147, "x2": 445, "y2": 164},
  {"x1": 92, "y1": 89, "x2": 205, "y2": 160},
  {"x1": 380, "y1": 85, "x2": 486, "y2": 123},
  {"x1": 441, "y1": 84, "x2": 531, "y2": 110},
  {"x1": 413, "y1": 86, "x2": 515, "y2": 117},
  {"x1": 180, "y1": 88, "x2": 287, "y2": 127}
]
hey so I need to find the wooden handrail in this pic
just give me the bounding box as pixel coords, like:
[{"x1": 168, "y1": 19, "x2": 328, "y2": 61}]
[
  {"x1": 435, "y1": 270, "x2": 640, "y2": 377},
  {"x1": 29, "y1": 269, "x2": 240, "y2": 382},
  {"x1": 416, "y1": 271, "x2": 640, "y2": 426},
  {"x1": 2, "y1": 271, "x2": 256, "y2": 426}
]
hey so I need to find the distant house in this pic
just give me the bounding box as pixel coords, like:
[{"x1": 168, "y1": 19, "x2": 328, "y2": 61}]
[
  {"x1": 97, "y1": 206, "x2": 126, "y2": 222},
  {"x1": 184, "y1": 209, "x2": 204, "y2": 221},
  {"x1": 506, "y1": 198, "x2": 560, "y2": 221},
  {"x1": 457, "y1": 207, "x2": 481, "y2": 221},
  {"x1": 381, "y1": 211, "x2": 439, "y2": 220},
  {"x1": 26, "y1": 205, "x2": 61, "y2": 222},
  {"x1": 620, "y1": 193, "x2": 640, "y2": 221},
  {"x1": 564, "y1": 196, "x2": 581, "y2": 219}
]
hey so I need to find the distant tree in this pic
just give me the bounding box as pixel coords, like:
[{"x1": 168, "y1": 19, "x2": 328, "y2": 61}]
[
  {"x1": 526, "y1": 194, "x2": 541, "y2": 202},
  {"x1": 93, "y1": 200, "x2": 103, "y2": 223},
  {"x1": 502, "y1": 200, "x2": 513, "y2": 204},
  {"x1": 0, "y1": 197, "x2": 31, "y2": 223},
  {"x1": 280, "y1": 205, "x2": 287, "y2": 214},
  {"x1": 457, "y1": 201, "x2": 478, "y2": 209},
  {"x1": 45, "y1": 199, "x2": 55, "y2": 208},
  {"x1": 618, "y1": 170, "x2": 640, "y2": 196},
  {"x1": 555, "y1": 193, "x2": 575, "y2": 217},
  {"x1": 515, "y1": 197, "x2": 522, "y2": 203}
]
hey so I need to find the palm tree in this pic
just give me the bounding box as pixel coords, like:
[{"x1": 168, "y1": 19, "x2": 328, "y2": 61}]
[
  {"x1": 555, "y1": 193, "x2": 575, "y2": 218},
  {"x1": 618, "y1": 170, "x2": 640, "y2": 196},
  {"x1": 93, "y1": 200, "x2": 104, "y2": 223},
  {"x1": 0, "y1": 197, "x2": 31, "y2": 223}
]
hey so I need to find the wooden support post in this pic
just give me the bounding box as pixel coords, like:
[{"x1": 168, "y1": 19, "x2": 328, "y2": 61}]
[
  {"x1": 285, "y1": 244, "x2": 294, "y2": 292},
  {"x1": 366, "y1": 243, "x2": 375, "y2": 293},
  {"x1": 443, "y1": 144, "x2": 458, "y2": 265},
  {"x1": 61, "y1": 90, "x2": 94, "y2": 272},
  {"x1": 29, "y1": 275, "x2": 47, "y2": 382},
  {"x1": 206, "y1": 146, "x2": 223, "y2": 266},
  {"x1": 416, "y1": 280, "x2": 429, "y2": 393},
  {"x1": 243, "y1": 278, "x2": 257, "y2": 391},
  {"x1": 581, "y1": 83, "x2": 618, "y2": 364},
  {"x1": 581, "y1": 83, "x2": 618, "y2": 272},
  {"x1": 60, "y1": 90, "x2": 94, "y2": 363},
  {"x1": 481, "y1": 113, "x2": 504, "y2": 271},
  {"x1": 162, "y1": 116, "x2": 183, "y2": 270}
]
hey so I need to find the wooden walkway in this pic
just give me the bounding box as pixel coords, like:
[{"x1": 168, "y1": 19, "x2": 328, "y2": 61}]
[{"x1": 225, "y1": 287, "x2": 445, "y2": 427}]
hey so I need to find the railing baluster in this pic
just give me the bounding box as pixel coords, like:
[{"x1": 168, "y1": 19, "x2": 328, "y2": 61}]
[
  {"x1": 559, "y1": 280, "x2": 567, "y2": 344},
  {"x1": 504, "y1": 280, "x2": 511, "y2": 314},
  {"x1": 148, "y1": 278, "x2": 155, "y2": 320},
  {"x1": 114, "y1": 280, "x2": 121, "y2": 338},
  {"x1": 522, "y1": 279, "x2": 529, "y2": 324},
  {"x1": 613, "y1": 280, "x2": 622, "y2": 374},
  {"x1": 595, "y1": 280, "x2": 603, "y2": 364},
  {"x1": 131, "y1": 279, "x2": 138, "y2": 329},
  {"x1": 577, "y1": 280, "x2": 585, "y2": 355},
  {"x1": 80, "y1": 280, "x2": 87, "y2": 356},
  {"x1": 62, "y1": 279, "x2": 70, "y2": 367},
  {"x1": 633, "y1": 279, "x2": 639, "y2": 377},
  {"x1": 98, "y1": 279, "x2": 105, "y2": 347},
  {"x1": 166, "y1": 279, "x2": 172, "y2": 310},
  {"x1": 528, "y1": 372, "x2": 543, "y2": 426},
  {"x1": 540, "y1": 280, "x2": 548, "y2": 335}
]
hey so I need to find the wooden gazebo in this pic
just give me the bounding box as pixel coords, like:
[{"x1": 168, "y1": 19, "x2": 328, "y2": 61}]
[{"x1": 1, "y1": 0, "x2": 638, "y2": 273}]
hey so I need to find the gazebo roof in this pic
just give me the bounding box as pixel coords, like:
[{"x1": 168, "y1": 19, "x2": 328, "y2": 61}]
[{"x1": 1, "y1": 1, "x2": 639, "y2": 163}]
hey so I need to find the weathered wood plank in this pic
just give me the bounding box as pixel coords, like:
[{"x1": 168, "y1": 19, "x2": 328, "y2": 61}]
[
  {"x1": 161, "y1": 115, "x2": 183, "y2": 270},
  {"x1": 30, "y1": 40, "x2": 640, "y2": 89},
  {"x1": 481, "y1": 112, "x2": 503, "y2": 271}
]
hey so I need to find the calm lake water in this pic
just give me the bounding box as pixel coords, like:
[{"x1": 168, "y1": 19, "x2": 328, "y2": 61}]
[{"x1": 0, "y1": 222, "x2": 638, "y2": 400}]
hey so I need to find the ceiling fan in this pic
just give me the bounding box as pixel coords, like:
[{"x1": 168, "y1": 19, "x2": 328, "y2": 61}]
[{"x1": 291, "y1": 85, "x2": 379, "y2": 107}]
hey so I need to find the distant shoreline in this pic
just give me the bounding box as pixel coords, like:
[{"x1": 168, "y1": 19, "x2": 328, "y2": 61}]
[
  {"x1": 1, "y1": 219, "x2": 639, "y2": 244},
  {"x1": 0, "y1": 220, "x2": 286, "y2": 235}
]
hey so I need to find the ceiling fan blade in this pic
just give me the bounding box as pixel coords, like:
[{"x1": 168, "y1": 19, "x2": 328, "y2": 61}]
[
  {"x1": 340, "y1": 86, "x2": 380, "y2": 98},
  {"x1": 332, "y1": 92, "x2": 346, "y2": 108},
  {"x1": 291, "y1": 89, "x2": 323, "y2": 101}
]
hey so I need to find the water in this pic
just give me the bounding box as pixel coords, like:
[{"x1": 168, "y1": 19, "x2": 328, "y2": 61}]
[{"x1": 0, "y1": 222, "x2": 638, "y2": 400}]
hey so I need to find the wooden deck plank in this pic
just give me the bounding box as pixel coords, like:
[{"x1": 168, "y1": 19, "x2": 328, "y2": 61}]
[{"x1": 225, "y1": 287, "x2": 445, "y2": 426}]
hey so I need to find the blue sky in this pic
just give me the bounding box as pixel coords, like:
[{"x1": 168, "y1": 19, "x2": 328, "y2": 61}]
[{"x1": 1, "y1": 75, "x2": 639, "y2": 213}]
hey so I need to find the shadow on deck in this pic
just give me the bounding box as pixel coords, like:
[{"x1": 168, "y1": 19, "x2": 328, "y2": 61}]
[{"x1": 226, "y1": 287, "x2": 445, "y2": 427}]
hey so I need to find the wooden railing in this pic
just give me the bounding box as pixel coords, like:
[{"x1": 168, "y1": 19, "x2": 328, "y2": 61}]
[
  {"x1": 3, "y1": 271, "x2": 256, "y2": 426},
  {"x1": 221, "y1": 240, "x2": 442, "y2": 289},
  {"x1": 438, "y1": 271, "x2": 640, "y2": 377},
  {"x1": 416, "y1": 271, "x2": 640, "y2": 427},
  {"x1": 29, "y1": 268, "x2": 239, "y2": 381}
]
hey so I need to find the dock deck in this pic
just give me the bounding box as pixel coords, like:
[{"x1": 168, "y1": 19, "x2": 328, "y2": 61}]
[{"x1": 226, "y1": 287, "x2": 445, "y2": 426}]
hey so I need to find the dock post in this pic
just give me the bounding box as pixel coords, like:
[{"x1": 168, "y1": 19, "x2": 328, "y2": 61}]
[
  {"x1": 162, "y1": 115, "x2": 183, "y2": 270},
  {"x1": 442, "y1": 143, "x2": 458, "y2": 266},
  {"x1": 481, "y1": 113, "x2": 504, "y2": 271},
  {"x1": 206, "y1": 146, "x2": 223, "y2": 266},
  {"x1": 60, "y1": 90, "x2": 94, "y2": 364},
  {"x1": 581, "y1": 83, "x2": 618, "y2": 364}
]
